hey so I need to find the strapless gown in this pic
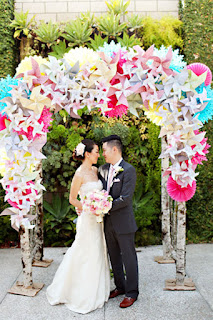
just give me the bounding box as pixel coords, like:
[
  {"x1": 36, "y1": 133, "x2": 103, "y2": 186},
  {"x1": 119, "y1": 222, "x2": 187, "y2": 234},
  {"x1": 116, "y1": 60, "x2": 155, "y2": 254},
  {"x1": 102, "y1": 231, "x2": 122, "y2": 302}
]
[{"x1": 46, "y1": 180, "x2": 110, "y2": 314}]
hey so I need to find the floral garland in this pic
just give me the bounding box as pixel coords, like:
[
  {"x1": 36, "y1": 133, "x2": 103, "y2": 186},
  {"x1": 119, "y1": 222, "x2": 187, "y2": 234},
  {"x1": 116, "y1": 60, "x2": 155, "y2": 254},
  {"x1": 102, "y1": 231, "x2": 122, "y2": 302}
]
[{"x1": 0, "y1": 44, "x2": 212, "y2": 231}]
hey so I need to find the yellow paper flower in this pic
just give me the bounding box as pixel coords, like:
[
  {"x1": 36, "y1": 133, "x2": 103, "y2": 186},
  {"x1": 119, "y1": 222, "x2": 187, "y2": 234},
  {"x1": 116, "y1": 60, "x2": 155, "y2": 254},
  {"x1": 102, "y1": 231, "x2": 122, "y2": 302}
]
[
  {"x1": 0, "y1": 148, "x2": 9, "y2": 176},
  {"x1": 63, "y1": 47, "x2": 100, "y2": 69},
  {"x1": 143, "y1": 102, "x2": 168, "y2": 126},
  {"x1": 15, "y1": 55, "x2": 47, "y2": 76}
]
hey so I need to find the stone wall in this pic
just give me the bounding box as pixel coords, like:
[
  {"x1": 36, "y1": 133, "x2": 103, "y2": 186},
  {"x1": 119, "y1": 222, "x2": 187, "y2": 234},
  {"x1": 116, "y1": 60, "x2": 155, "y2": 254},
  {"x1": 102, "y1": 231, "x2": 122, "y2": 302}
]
[{"x1": 15, "y1": 0, "x2": 179, "y2": 22}]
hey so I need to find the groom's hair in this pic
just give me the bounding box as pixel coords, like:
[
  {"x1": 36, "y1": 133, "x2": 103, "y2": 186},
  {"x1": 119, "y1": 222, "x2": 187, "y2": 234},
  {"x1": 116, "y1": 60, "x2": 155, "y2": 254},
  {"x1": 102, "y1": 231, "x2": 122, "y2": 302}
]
[{"x1": 102, "y1": 135, "x2": 123, "y2": 153}]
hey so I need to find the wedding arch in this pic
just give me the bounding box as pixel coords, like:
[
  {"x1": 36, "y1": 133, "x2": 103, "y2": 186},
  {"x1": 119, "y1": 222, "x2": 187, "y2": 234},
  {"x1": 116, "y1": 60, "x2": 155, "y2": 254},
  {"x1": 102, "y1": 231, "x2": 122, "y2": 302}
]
[{"x1": 0, "y1": 43, "x2": 212, "y2": 295}]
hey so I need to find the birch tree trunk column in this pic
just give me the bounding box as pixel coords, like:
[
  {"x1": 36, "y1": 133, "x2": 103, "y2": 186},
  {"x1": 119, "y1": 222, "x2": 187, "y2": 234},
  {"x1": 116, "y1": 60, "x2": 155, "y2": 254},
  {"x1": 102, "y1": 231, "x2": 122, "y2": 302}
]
[
  {"x1": 176, "y1": 201, "x2": 186, "y2": 285},
  {"x1": 20, "y1": 226, "x2": 33, "y2": 287},
  {"x1": 164, "y1": 201, "x2": 195, "y2": 290},
  {"x1": 33, "y1": 160, "x2": 44, "y2": 262},
  {"x1": 171, "y1": 200, "x2": 177, "y2": 254},
  {"x1": 32, "y1": 160, "x2": 53, "y2": 268},
  {"x1": 161, "y1": 136, "x2": 172, "y2": 260},
  {"x1": 8, "y1": 225, "x2": 44, "y2": 296}
]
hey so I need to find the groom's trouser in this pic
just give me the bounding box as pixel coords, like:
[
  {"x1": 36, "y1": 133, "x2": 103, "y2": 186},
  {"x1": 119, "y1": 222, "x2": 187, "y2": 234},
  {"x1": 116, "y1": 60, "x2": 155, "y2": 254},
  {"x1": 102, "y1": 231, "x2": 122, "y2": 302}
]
[{"x1": 104, "y1": 217, "x2": 139, "y2": 299}]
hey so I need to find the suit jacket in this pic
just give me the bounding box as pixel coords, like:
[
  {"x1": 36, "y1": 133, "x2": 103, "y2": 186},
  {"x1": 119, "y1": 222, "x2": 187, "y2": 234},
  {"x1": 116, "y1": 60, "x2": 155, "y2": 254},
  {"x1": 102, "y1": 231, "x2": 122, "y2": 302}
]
[{"x1": 98, "y1": 159, "x2": 137, "y2": 234}]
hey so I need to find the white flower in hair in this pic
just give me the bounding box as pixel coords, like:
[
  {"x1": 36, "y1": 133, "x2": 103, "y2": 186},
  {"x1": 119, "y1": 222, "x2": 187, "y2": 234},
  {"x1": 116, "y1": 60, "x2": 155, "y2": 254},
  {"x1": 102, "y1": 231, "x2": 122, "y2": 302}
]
[{"x1": 75, "y1": 142, "x2": 85, "y2": 156}]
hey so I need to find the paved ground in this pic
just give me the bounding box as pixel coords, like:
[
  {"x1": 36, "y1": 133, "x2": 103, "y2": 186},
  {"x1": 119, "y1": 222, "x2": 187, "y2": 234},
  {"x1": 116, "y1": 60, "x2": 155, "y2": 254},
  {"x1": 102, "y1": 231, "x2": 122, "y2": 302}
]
[{"x1": 0, "y1": 244, "x2": 213, "y2": 320}]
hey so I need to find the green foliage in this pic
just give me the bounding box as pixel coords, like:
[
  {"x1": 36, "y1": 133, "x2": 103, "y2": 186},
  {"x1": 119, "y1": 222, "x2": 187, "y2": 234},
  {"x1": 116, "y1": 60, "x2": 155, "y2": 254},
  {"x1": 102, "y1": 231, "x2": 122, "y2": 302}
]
[
  {"x1": 42, "y1": 111, "x2": 88, "y2": 197},
  {"x1": 11, "y1": 7, "x2": 185, "y2": 63},
  {"x1": 181, "y1": 0, "x2": 213, "y2": 71},
  {"x1": 127, "y1": 14, "x2": 143, "y2": 31},
  {"x1": 187, "y1": 120, "x2": 213, "y2": 243},
  {"x1": 124, "y1": 118, "x2": 161, "y2": 246},
  {"x1": 117, "y1": 32, "x2": 142, "y2": 48},
  {"x1": 63, "y1": 19, "x2": 92, "y2": 47},
  {"x1": 105, "y1": 0, "x2": 130, "y2": 16},
  {"x1": 141, "y1": 16, "x2": 183, "y2": 49},
  {"x1": 133, "y1": 184, "x2": 160, "y2": 246},
  {"x1": 35, "y1": 21, "x2": 61, "y2": 47},
  {"x1": 0, "y1": 0, "x2": 17, "y2": 77},
  {"x1": 97, "y1": 12, "x2": 127, "y2": 38},
  {"x1": 10, "y1": 10, "x2": 36, "y2": 38},
  {"x1": 49, "y1": 40, "x2": 70, "y2": 59},
  {"x1": 80, "y1": 11, "x2": 95, "y2": 27},
  {"x1": 0, "y1": 182, "x2": 18, "y2": 246},
  {"x1": 88, "y1": 112, "x2": 130, "y2": 146},
  {"x1": 43, "y1": 194, "x2": 76, "y2": 246},
  {"x1": 89, "y1": 34, "x2": 109, "y2": 51}
]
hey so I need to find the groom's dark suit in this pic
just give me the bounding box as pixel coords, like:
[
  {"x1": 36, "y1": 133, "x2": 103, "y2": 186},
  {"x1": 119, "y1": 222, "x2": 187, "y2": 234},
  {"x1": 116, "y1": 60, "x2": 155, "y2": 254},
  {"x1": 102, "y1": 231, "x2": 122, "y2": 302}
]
[{"x1": 99, "y1": 159, "x2": 139, "y2": 299}]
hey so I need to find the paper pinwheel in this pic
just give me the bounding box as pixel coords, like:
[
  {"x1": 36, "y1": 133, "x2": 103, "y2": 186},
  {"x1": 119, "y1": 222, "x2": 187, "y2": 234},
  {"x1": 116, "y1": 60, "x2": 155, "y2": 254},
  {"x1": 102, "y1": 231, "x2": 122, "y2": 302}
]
[{"x1": 18, "y1": 86, "x2": 52, "y2": 115}]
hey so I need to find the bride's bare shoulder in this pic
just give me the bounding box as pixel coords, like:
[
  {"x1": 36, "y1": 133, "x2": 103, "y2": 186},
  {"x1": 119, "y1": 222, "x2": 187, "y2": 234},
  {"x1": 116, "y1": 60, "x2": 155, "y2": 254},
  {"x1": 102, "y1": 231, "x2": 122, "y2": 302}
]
[
  {"x1": 73, "y1": 166, "x2": 83, "y2": 181},
  {"x1": 92, "y1": 166, "x2": 98, "y2": 173},
  {"x1": 76, "y1": 166, "x2": 82, "y2": 174}
]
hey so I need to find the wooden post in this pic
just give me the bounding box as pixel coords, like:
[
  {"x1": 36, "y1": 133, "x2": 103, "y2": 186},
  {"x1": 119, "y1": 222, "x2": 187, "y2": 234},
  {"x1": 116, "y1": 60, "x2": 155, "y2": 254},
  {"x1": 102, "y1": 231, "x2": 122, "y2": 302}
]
[
  {"x1": 154, "y1": 137, "x2": 175, "y2": 264},
  {"x1": 19, "y1": 37, "x2": 33, "y2": 61}
]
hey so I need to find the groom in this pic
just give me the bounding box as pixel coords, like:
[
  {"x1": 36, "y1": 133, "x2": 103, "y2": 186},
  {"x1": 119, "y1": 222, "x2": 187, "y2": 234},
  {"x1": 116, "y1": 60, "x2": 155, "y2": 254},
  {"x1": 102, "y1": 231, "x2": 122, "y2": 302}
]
[{"x1": 98, "y1": 135, "x2": 139, "y2": 308}]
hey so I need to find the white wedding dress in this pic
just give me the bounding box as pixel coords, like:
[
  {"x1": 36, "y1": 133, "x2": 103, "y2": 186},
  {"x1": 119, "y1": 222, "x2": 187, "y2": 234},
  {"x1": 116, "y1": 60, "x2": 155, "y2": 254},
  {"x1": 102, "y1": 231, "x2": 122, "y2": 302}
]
[{"x1": 46, "y1": 180, "x2": 110, "y2": 314}]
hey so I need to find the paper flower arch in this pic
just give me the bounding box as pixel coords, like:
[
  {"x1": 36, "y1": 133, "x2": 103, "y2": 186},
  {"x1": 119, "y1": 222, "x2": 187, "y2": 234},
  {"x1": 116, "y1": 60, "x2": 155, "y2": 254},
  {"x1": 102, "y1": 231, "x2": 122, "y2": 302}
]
[{"x1": 0, "y1": 43, "x2": 212, "y2": 231}]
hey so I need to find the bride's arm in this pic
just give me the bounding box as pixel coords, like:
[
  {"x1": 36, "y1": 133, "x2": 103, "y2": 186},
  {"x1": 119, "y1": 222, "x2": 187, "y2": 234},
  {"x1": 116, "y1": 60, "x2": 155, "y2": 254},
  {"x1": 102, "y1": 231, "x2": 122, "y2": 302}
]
[{"x1": 69, "y1": 173, "x2": 83, "y2": 213}]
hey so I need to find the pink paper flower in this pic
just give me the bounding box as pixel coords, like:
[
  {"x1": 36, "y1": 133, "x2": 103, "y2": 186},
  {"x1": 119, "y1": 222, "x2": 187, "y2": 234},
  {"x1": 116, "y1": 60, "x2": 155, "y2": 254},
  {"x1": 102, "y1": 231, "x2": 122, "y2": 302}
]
[
  {"x1": 187, "y1": 63, "x2": 212, "y2": 86},
  {"x1": 191, "y1": 130, "x2": 211, "y2": 165},
  {"x1": 151, "y1": 47, "x2": 174, "y2": 76},
  {"x1": 105, "y1": 94, "x2": 128, "y2": 118},
  {"x1": 0, "y1": 113, "x2": 7, "y2": 131},
  {"x1": 15, "y1": 107, "x2": 52, "y2": 140},
  {"x1": 6, "y1": 181, "x2": 37, "y2": 209},
  {"x1": 167, "y1": 176, "x2": 196, "y2": 202}
]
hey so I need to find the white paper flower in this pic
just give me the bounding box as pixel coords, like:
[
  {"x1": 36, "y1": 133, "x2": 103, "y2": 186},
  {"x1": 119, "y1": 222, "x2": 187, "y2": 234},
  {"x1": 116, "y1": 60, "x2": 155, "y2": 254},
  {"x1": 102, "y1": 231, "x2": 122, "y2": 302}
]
[
  {"x1": 75, "y1": 142, "x2": 85, "y2": 156},
  {"x1": 63, "y1": 47, "x2": 100, "y2": 69}
]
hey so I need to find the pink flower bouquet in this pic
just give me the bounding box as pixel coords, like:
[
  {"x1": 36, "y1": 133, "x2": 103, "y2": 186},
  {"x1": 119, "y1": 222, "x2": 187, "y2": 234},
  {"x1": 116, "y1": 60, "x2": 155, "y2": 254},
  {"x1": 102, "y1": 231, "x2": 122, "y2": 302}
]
[{"x1": 82, "y1": 190, "x2": 113, "y2": 222}]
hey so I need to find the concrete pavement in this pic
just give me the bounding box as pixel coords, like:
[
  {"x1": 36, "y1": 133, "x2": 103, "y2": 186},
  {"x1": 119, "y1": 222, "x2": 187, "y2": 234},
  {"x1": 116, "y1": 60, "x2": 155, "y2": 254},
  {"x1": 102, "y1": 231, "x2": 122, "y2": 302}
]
[{"x1": 0, "y1": 244, "x2": 213, "y2": 320}]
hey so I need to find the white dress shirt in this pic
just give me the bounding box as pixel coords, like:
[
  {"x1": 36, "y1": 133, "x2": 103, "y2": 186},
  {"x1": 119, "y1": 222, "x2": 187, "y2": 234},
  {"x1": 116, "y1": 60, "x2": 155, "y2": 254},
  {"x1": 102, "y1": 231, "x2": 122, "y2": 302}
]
[{"x1": 107, "y1": 158, "x2": 123, "y2": 191}]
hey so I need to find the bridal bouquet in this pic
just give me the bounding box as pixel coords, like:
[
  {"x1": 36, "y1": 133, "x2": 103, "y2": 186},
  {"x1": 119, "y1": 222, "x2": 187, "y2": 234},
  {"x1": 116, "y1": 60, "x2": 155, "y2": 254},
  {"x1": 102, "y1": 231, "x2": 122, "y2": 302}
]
[{"x1": 82, "y1": 190, "x2": 113, "y2": 222}]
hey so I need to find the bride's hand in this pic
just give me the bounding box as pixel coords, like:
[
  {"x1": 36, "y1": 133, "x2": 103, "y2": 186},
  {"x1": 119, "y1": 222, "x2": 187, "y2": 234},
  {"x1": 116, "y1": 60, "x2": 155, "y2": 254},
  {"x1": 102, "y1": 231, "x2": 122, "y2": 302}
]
[{"x1": 75, "y1": 207, "x2": 82, "y2": 216}]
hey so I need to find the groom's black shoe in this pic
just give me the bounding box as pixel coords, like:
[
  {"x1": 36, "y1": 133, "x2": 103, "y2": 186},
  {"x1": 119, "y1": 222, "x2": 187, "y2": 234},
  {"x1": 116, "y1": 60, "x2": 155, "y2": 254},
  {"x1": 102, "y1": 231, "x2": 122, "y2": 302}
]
[{"x1": 109, "y1": 289, "x2": 125, "y2": 299}]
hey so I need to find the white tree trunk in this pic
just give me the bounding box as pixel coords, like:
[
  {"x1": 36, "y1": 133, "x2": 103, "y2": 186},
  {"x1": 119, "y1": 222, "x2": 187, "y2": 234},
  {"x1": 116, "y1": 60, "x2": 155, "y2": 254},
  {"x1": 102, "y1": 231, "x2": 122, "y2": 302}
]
[
  {"x1": 176, "y1": 201, "x2": 186, "y2": 285},
  {"x1": 33, "y1": 160, "x2": 44, "y2": 261},
  {"x1": 20, "y1": 226, "x2": 33, "y2": 288},
  {"x1": 161, "y1": 136, "x2": 172, "y2": 259},
  {"x1": 172, "y1": 201, "x2": 177, "y2": 253},
  {"x1": 29, "y1": 206, "x2": 36, "y2": 254}
]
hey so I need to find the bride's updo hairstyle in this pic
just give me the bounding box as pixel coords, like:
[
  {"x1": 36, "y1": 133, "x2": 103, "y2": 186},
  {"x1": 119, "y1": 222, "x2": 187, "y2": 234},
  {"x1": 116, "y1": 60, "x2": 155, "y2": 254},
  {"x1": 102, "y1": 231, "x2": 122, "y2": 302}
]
[{"x1": 73, "y1": 139, "x2": 97, "y2": 161}]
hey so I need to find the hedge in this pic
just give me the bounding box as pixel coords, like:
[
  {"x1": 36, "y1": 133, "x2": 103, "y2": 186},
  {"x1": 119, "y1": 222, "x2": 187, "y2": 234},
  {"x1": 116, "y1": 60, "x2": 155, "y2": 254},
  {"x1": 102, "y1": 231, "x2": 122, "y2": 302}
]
[
  {"x1": 180, "y1": 0, "x2": 213, "y2": 71},
  {"x1": 0, "y1": 0, "x2": 17, "y2": 77}
]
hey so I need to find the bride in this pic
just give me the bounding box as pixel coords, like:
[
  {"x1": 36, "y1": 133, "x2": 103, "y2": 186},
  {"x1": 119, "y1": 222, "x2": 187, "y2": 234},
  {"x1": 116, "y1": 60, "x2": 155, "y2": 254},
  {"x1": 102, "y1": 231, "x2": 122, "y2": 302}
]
[{"x1": 46, "y1": 139, "x2": 110, "y2": 314}]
